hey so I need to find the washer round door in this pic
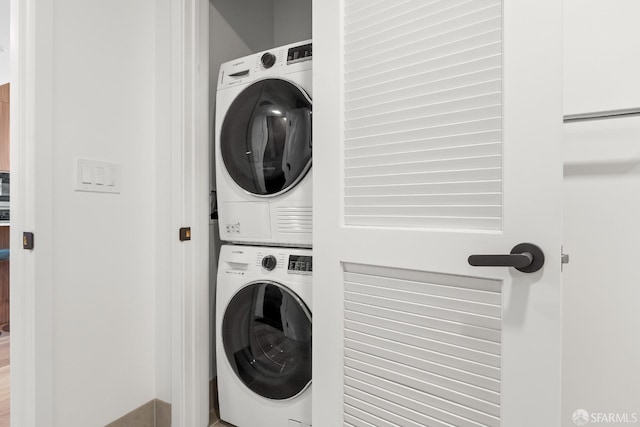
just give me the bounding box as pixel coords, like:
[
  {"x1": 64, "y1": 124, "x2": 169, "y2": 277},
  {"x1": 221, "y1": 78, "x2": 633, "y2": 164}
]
[
  {"x1": 220, "y1": 78, "x2": 312, "y2": 196},
  {"x1": 222, "y1": 281, "x2": 312, "y2": 400}
]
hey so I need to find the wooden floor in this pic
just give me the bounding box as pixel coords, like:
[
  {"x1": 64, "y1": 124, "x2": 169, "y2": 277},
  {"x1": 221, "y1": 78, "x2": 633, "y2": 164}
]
[{"x1": 0, "y1": 333, "x2": 9, "y2": 426}]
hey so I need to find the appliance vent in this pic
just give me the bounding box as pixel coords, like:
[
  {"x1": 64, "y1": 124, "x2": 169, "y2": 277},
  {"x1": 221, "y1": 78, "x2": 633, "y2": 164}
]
[
  {"x1": 276, "y1": 206, "x2": 312, "y2": 234},
  {"x1": 343, "y1": 0, "x2": 504, "y2": 231},
  {"x1": 343, "y1": 262, "x2": 502, "y2": 427}
]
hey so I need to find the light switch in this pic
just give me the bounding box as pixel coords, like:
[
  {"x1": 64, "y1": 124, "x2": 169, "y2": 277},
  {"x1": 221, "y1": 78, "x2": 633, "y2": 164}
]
[
  {"x1": 107, "y1": 168, "x2": 117, "y2": 186},
  {"x1": 75, "y1": 158, "x2": 121, "y2": 194},
  {"x1": 95, "y1": 167, "x2": 105, "y2": 185},
  {"x1": 81, "y1": 166, "x2": 92, "y2": 184}
]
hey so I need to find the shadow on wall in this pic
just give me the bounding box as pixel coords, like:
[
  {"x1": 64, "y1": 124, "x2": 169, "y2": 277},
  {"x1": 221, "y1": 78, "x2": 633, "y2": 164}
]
[
  {"x1": 209, "y1": 0, "x2": 278, "y2": 190},
  {"x1": 211, "y1": 0, "x2": 276, "y2": 53},
  {"x1": 564, "y1": 159, "x2": 640, "y2": 176}
]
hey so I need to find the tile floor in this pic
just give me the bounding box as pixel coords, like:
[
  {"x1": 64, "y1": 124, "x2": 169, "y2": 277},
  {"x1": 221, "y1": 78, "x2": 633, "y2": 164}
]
[
  {"x1": 210, "y1": 420, "x2": 233, "y2": 426},
  {"x1": 209, "y1": 405, "x2": 233, "y2": 427}
]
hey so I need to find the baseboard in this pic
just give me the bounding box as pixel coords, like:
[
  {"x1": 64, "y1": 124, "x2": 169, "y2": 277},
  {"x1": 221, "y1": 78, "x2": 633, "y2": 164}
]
[
  {"x1": 105, "y1": 399, "x2": 171, "y2": 427},
  {"x1": 155, "y1": 400, "x2": 171, "y2": 427}
]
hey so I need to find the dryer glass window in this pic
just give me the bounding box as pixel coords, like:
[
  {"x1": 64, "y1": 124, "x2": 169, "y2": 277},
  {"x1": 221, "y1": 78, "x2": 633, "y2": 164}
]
[
  {"x1": 222, "y1": 281, "x2": 312, "y2": 400},
  {"x1": 221, "y1": 79, "x2": 312, "y2": 196}
]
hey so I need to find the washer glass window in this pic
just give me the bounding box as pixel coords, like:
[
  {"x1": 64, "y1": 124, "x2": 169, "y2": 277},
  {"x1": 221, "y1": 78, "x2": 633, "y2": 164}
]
[
  {"x1": 222, "y1": 281, "x2": 312, "y2": 400},
  {"x1": 221, "y1": 79, "x2": 312, "y2": 196}
]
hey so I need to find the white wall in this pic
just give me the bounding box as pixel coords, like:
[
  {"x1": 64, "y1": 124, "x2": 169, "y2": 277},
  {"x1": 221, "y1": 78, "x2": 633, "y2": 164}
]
[
  {"x1": 273, "y1": 0, "x2": 312, "y2": 47},
  {"x1": 0, "y1": 0, "x2": 9, "y2": 84},
  {"x1": 153, "y1": 0, "x2": 173, "y2": 403},
  {"x1": 209, "y1": 0, "x2": 275, "y2": 144},
  {"x1": 45, "y1": 0, "x2": 159, "y2": 424},
  {"x1": 563, "y1": 0, "x2": 640, "y2": 424},
  {"x1": 209, "y1": 0, "x2": 274, "y2": 69},
  {"x1": 564, "y1": 0, "x2": 640, "y2": 114},
  {"x1": 563, "y1": 119, "x2": 640, "y2": 425}
]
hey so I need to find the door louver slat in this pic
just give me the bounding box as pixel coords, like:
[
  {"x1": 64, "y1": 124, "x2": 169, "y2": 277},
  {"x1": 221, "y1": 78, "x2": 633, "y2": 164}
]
[
  {"x1": 343, "y1": 263, "x2": 502, "y2": 425},
  {"x1": 345, "y1": 0, "x2": 500, "y2": 49},
  {"x1": 346, "y1": 44, "x2": 501, "y2": 92},
  {"x1": 344, "y1": 0, "x2": 503, "y2": 231},
  {"x1": 347, "y1": 13, "x2": 501, "y2": 66},
  {"x1": 346, "y1": 58, "x2": 501, "y2": 100},
  {"x1": 344, "y1": 193, "x2": 502, "y2": 207},
  {"x1": 346, "y1": 80, "x2": 502, "y2": 120},
  {"x1": 345, "y1": 168, "x2": 502, "y2": 186},
  {"x1": 346, "y1": 372, "x2": 499, "y2": 427}
]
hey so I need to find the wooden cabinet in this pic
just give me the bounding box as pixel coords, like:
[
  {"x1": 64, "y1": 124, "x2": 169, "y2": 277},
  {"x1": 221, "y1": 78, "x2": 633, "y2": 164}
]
[
  {"x1": 0, "y1": 84, "x2": 8, "y2": 172},
  {"x1": 0, "y1": 84, "x2": 8, "y2": 326},
  {"x1": 0, "y1": 228, "x2": 7, "y2": 325}
]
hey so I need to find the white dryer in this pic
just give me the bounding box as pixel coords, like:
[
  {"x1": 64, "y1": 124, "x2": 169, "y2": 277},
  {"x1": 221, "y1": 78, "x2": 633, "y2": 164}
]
[
  {"x1": 216, "y1": 244, "x2": 312, "y2": 427},
  {"x1": 215, "y1": 41, "x2": 313, "y2": 247}
]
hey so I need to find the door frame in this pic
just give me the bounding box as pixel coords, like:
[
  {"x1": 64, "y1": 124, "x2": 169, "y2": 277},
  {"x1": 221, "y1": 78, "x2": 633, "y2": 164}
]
[
  {"x1": 11, "y1": 0, "x2": 212, "y2": 425},
  {"x1": 11, "y1": 0, "x2": 55, "y2": 424},
  {"x1": 166, "y1": 0, "x2": 210, "y2": 425}
]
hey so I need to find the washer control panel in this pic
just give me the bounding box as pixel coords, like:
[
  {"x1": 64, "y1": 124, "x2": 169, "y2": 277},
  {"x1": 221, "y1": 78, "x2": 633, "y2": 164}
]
[
  {"x1": 261, "y1": 255, "x2": 277, "y2": 271},
  {"x1": 288, "y1": 255, "x2": 312, "y2": 275},
  {"x1": 256, "y1": 252, "x2": 287, "y2": 270},
  {"x1": 252, "y1": 250, "x2": 312, "y2": 275}
]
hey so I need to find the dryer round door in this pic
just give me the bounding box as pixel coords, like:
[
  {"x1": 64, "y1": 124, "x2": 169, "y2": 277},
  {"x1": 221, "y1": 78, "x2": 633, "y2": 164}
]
[
  {"x1": 220, "y1": 78, "x2": 312, "y2": 196},
  {"x1": 222, "y1": 281, "x2": 312, "y2": 400}
]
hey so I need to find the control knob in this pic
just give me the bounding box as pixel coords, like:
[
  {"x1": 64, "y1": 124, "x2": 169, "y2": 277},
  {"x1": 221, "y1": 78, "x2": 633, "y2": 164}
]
[
  {"x1": 261, "y1": 52, "x2": 276, "y2": 69},
  {"x1": 261, "y1": 255, "x2": 277, "y2": 271}
]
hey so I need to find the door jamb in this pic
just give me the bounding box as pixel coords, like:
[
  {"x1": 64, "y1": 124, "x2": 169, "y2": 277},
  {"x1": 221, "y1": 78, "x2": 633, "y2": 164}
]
[
  {"x1": 167, "y1": 0, "x2": 210, "y2": 425},
  {"x1": 10, "y1": 0, "x2": 55, "y2": 425}
]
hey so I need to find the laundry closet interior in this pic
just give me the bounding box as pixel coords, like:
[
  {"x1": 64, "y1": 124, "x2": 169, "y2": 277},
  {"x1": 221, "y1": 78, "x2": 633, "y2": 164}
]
[{"x1": 208, "y1": 1, "x2": 314, "y2": 426}]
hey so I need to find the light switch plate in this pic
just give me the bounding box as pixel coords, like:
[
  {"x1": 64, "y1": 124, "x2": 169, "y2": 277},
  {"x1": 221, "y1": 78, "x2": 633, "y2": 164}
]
[{"x1": 74, "y1": 158, "x2": 121, "y2": 193}]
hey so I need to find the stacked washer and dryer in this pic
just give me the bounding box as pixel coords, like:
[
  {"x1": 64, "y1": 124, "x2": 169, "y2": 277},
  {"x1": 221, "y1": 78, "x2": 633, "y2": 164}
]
[{"x1": 214, "y1": 40, "x2": 314, "y2": 427}]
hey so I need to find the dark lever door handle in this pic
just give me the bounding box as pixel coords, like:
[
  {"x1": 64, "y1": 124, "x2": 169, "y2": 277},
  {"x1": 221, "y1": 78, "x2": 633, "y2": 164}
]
[{"x1": 468, "y1": 243, "x2": 545, "y2": 273}]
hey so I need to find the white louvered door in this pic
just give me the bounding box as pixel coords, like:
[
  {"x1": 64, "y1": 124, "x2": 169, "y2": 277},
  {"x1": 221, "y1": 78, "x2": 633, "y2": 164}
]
[{"x1": 313, "y1": 1, "x2": 563, "y2": 426}]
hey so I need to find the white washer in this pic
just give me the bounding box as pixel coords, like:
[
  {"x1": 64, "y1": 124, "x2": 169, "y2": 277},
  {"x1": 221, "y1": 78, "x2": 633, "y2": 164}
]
[
  {"x1": 216, "y1": 244, "x2": 312, "y2": 427},
  {"x1": 215, "y1": 41, "x2": 313, "y2": 247}
]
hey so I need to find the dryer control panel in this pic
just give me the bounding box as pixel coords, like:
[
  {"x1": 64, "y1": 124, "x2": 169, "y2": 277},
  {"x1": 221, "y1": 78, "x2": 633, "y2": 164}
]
[{"x1": 287, "y1": 43, "x2": 312, "y2": 64}]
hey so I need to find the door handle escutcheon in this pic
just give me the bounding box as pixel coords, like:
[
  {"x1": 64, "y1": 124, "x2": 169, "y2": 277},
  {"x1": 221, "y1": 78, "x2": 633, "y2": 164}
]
[{"x1": 468, "y1": 243, "x2": 545, "y2": 273}]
